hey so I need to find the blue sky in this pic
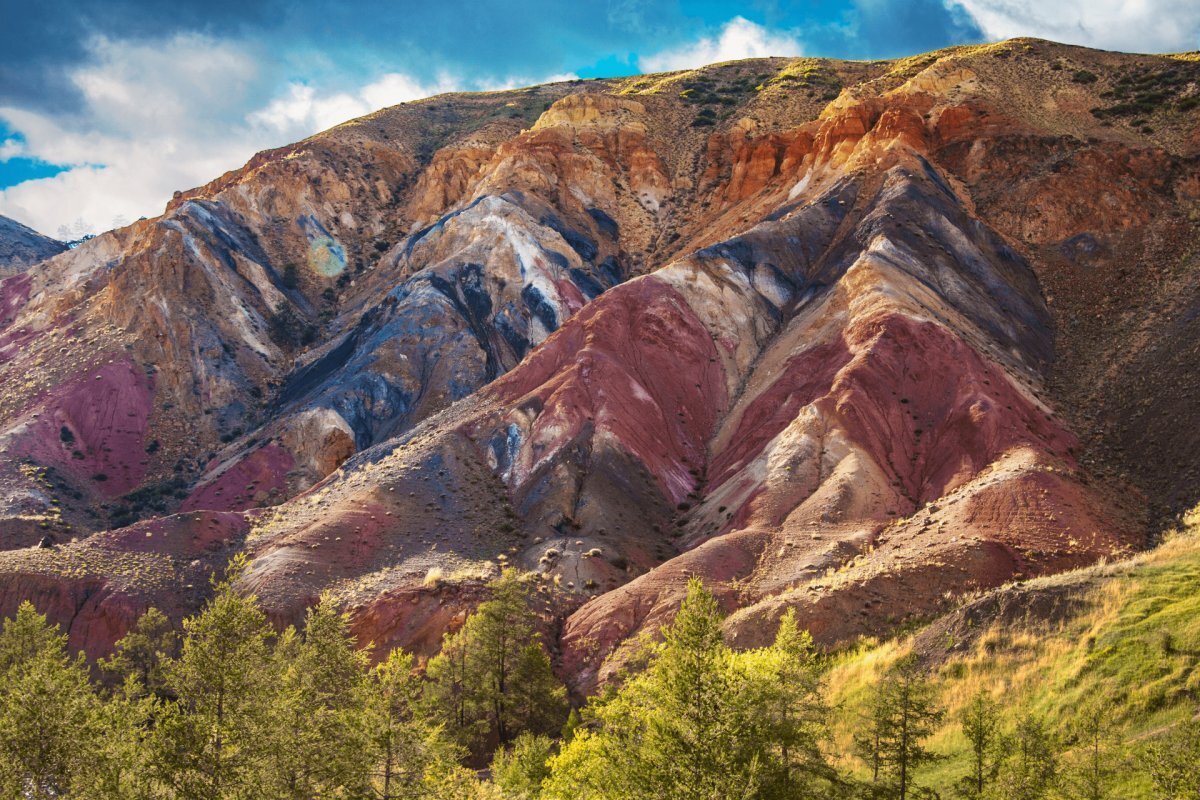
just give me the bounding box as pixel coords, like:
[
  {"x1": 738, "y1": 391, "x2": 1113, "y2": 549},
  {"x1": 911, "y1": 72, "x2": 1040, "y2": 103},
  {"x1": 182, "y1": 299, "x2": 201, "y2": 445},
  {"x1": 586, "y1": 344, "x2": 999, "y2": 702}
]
[{"x1": 1, "y1": 0, "x2": 1197, "y2": 238}]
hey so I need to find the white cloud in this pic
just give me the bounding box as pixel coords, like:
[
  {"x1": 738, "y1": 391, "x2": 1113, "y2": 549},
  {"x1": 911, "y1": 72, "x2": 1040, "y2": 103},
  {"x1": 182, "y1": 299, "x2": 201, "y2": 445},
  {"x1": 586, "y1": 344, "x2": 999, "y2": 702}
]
[
  {"x1": 473, "y1": 72, "x2": 580, "y2": 92},
  {"x1": 0, "y1": 31, "x2": 623, "y2": 239},
  {"x1": 251, "y1": 71, "x2": 460, "y2": 140},
  {"x1": 362, "y1": 72, "x2": 457, "y2": 109},
  {"x1": 0, "y1": 139, "x2": 23, "y2": 160},
  {"x1": 956, "y1": 0, "x2": 1200, "y2": 54},
  {"x1": 250, "y1": 69, "x2": 580, "y2": 142},
  {"x1": 0, "y1": 36, "x2": 461, "y2": 237},
  {"x1": 638, "y1": 16, "x2": 804, "y2": 73}
]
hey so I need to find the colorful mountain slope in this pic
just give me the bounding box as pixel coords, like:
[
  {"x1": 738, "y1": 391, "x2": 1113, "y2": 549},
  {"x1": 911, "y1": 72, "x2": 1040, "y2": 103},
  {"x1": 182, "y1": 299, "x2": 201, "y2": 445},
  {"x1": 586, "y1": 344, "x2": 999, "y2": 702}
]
[{"x1": 0, "y1": 40, "x2": 1196, "y2": 684}]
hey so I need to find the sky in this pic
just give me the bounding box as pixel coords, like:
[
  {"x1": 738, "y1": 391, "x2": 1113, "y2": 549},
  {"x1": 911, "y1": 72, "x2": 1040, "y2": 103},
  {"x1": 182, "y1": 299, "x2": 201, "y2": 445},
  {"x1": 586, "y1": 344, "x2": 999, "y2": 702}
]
[{"x1": 1, "y1": 0, "x2": 1198, "y2": 238}]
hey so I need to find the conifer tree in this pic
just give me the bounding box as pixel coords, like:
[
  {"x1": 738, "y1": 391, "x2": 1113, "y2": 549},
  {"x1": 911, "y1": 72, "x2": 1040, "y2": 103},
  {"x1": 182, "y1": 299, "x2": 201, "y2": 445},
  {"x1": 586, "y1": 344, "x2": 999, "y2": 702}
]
[
  {"x1": 993, "y1": 715, "x2": 1059, "y2": 800},
  {"x1": 263, "y1": 598, "x2": 373, "y2": 798},
  {"x1": 561, "y1": 707, "x2": 581, "y2": 743},
  {"x1": 425, "y1": 569, "x2": 567, "y2": 754},
  {"x1": 1065, "y1": 702, "x2": 1119, "y2": 800},
  {"x1": 425, "y1": 623, "x2": 480, "y2": 742},
  {"x1": 0, "y1": 601, "x2": 70, "y2": 670},
  {"x1": 955, "y1": 689, "x2": 999, "y2": 800},
  {"x1": 153, "y1": 555, "x2": 277, "y2": 800},
  {"x1": 1140, "y1": 717, "x2": 1200, "y2": 800},
  {"x1": 856, "y1": 653, "x2": 943, "y2": 800},
  {"x1": 491, "y1": 732, "x2": 554, "y2": 799},
  {"x1": 647, "y1": 577, "x2": 760, "y2": 798},
  {"x1": 543, "y1": 578, "x2": 760, "y2": 800},
  {"x1": 102, "y1": 606, "x2": 177, "y2": 698},
  {"x1": 77, "y1": 676, "x2": 161, "y2": 800},
  {"x1": 365, "y1": 648, "x2": 462, "y2": 799},
  {"x1": 854, "y1": 689, "x2": 887, "y2": 789},
  {"x1": 0, "y1": 602, "x2": 102, "y2": 800},
  {"x1": 544, "y1": 580, "x2": 839, "y2": 800},
  {"x1": 745, "y1": 608, "x2": 839, "y2": 799}
]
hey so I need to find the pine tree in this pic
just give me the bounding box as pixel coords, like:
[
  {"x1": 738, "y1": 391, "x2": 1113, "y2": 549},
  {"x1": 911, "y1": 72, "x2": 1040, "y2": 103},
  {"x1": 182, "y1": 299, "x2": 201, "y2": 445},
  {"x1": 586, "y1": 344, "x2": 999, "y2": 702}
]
[
  {"x1": 76, "y1": 677, "x2": 162, "y2": 800},
  {"x1": 425, "y1": 765, "x2": 504, "y2": 800},
  {"x1": 366, "y1": 648, "x2": 462, "y2": 799},
  {"x1": 153, "y1": 555, "x2": 277, "y2": 800},
  {"x1": 0, "y1": 602, "x2": 102, "y2": 799},
  {"x1": 102, "y1": 606, "x2": 177, "y2": 697},
  {"x1": 856, "y1": 653, "x2": 943, "y2": 800},
  {"x1": 993, "y1": 715, "x2": 1059, "y2": 800},
  {"x1": 1140, "y1": 717, "x2": 1200, "y2": 800},
  {"x1": 1065, "y1": 702, "x2": 1119, "y2": 800},
  {"x1": 854, "y1": 689, "x2": 886, "y2": 789},
  {"x1": 491, "y1": 732, "x2": 554, "y2": 799},
  {"x1": 0, "y1": 601, "x2": 63, "y2": 669},
  {"x1": 561, "y1": 707, "x2": 582, "y2": 743},
  {"x1": 955, "y1": 689, "x2": 999, "y2": 800},
  {"x1": 648, "y1": 577, "x2": 760, "y2": 799},
  {"x1": 748, "y1": 609, "x2": 838, "y2": 799},
  {"x1": 544, "y1": 580, "x2": 837, "y2": 800},
  {"x1": 263, "y1": 598, "x2": 373, "y2": 798},
  {"x1": 425, "y1": 569, "x2": 566, "y2": 755},
  {"x1": 425, "y1": 623, "x2": 480, "y2": 742},
  {"x1": 508, "y1": 642, "x2": 568, "y2": 738}
]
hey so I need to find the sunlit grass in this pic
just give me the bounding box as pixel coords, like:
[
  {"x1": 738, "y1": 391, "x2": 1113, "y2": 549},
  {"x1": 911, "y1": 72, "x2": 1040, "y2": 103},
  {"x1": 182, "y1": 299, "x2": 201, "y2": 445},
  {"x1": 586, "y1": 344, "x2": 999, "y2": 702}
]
[{"x1": 824, "y1": 506, "x2": 1200, "y2": 797}]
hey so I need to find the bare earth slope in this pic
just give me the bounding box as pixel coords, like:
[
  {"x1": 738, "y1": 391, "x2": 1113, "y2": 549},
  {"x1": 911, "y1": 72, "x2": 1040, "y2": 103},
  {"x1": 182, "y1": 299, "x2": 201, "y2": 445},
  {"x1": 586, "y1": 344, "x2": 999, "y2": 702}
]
[{"x1": 0, "y1": 41, "x2": 1196, "y2": 688}]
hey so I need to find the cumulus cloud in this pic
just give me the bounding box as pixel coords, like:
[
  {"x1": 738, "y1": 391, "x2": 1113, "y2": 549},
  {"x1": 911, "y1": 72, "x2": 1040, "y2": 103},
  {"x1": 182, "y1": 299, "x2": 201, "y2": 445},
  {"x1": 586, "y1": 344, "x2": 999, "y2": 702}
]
[
  {"x1": 0, "y1": 35, "x2": 264, "y2": 236},
  {"x1": 250, "y1": 71, "x2": 461, "y2": 141},
  {"x1": 0, "y1": 30, "x2": 586, "y2": 239},
  {"x1": 251, "y1": 70, "x2": 579, "y2": 143},
  {"x1": 956, "y1": 0, "x2": 1200, "y2": 53},
  {"x1": 638, "y1": 16, "x2": 805, "y2": 73},
  {"x1": 0, "y1": 35, "x2": 463, "y2": 237}
]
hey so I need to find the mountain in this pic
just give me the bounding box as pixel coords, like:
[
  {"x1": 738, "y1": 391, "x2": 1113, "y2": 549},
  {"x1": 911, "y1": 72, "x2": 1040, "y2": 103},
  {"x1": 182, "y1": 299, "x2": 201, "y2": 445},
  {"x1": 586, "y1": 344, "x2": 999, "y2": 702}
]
[
  {"x1": 0, "y1": 39, "x2": 1197, "y2": 690},
  {"x1": 0, "y1": 215, "x2": 66, "y2": 276}
]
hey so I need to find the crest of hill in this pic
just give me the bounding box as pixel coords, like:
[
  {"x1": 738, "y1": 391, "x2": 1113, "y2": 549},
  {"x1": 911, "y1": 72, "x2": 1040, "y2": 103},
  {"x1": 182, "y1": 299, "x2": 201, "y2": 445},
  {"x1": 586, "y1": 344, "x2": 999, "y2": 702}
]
[{"x1": 0, "y1": 215, "x2": 65, "y2": 276}]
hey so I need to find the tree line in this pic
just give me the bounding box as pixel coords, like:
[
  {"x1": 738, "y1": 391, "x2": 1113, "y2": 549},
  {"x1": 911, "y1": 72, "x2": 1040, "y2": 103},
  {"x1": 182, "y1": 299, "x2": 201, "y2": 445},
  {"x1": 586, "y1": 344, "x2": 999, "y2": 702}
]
[{"x1": 1, "y1": 563, "x2": 1197, "y2": 799}]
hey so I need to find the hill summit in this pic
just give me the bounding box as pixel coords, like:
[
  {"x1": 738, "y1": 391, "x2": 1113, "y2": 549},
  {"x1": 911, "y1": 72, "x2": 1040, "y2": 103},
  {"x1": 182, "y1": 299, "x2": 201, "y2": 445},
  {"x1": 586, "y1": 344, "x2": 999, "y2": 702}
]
[{"x1": 0, "y1": 214, "x2": 65, "y2": 276}]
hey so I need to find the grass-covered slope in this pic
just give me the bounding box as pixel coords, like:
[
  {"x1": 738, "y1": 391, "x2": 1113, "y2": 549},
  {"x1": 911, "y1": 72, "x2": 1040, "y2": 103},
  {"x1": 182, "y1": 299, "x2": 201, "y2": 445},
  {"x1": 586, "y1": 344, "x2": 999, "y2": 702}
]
[{"x1": 825, "y1": 505, "x2": 1200, "y2": 797}]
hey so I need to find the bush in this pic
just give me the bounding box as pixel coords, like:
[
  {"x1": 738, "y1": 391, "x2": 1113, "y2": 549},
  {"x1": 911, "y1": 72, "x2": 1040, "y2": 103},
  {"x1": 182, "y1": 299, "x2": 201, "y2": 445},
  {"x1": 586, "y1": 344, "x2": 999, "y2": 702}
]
[
  {"x1": 268, "y1": 304, "x2": 318, "y2": 348},
  {"x1": 492, "y1": 733, "x2": 554, "y2": 797},
  {"x1": 1072, "y1": 70, "x2": 1099, "y2": 84},
  {"x1": 281, "y1": 263, "x2": 299, "y2": 289}
]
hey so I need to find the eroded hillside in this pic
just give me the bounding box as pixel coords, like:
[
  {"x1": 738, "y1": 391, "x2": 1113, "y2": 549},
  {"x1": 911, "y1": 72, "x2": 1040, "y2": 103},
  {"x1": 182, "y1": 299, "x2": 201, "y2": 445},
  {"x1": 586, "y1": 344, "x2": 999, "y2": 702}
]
[{"x1": 0, "y1": 40, "x2": 1197, "y2": 690}]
